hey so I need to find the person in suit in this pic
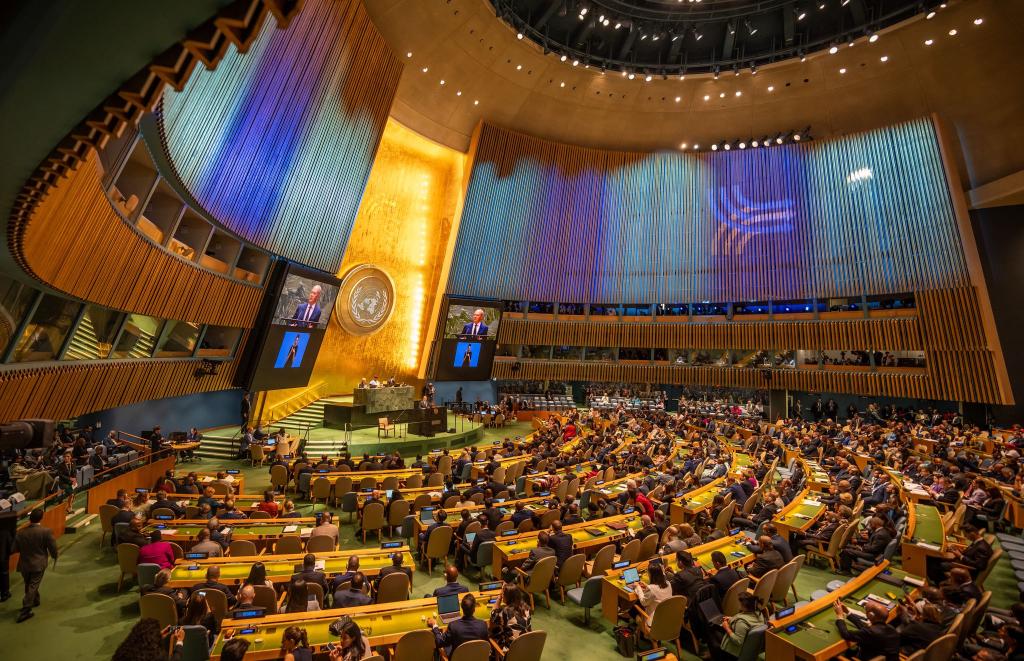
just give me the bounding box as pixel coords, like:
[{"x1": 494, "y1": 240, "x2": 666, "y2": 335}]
[
  {"x1": 375, "y1": 552, "x2": 413, "y2": 592},
  {"x1": 839, "y1": 517, "x2": 892, "y2": 572},
  {"x1": 333, "y1": 571, "x2": 372, "y2": 608},
  {"x1": 833, "y1": 599, "x2": 900, "y2": 661},
  {"x1": 462, "y1": 515, "x2": 496, "y2": 567},
  {"x1": 289, "y1": 285, "x2": 322, "y2": 328},
  {"x1": 149, "y1": 492, "x2": 185, "y2": 519},
  {"x1": 548, "y1": 520, "x2": 574, "y2": 569},
  {"x1": 723, "y1": 476, "x2": 749, "y2": 506},
  {"x1": 289, "y1": 554, "x2": 328, "y2": 598},
  {"x1": 191, "y1": 529, "x2": 224, "y2": 558},
  {"x1": 928, "y1": 523, "x2": 991, "y2": 583},
  {"x1": 330, "y1": 556, "x2": 360, "y2": 594},
  {"x1": 192, "y1": 566, "x2": 236, "y2": 607},
  {"x1": 13, "y1": 508, "x2": 58, "y2": 622},
  {"x1": 708, "y1": 551, "x2": 744, "y2": 604},
  {"x1": 747, "y1": 535, "x2": 784, "y2": 579},
  {"x1": 427, "y1": 593, "x2": 489, "y2": 658},
  {"x1": 939, "y1": 567, "x2": 982, "y2": 606},
  {"x1": 669, "y1": 551, "x2": 706, "y2": 602},
  {"x1": 461, "y1": 309, "x2": 489, "y2": 338},
  {"x1": 432, "y1": 565, "x2": 470, "y2": 597}
]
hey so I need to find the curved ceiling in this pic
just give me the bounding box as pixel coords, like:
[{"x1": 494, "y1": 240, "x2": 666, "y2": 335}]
[
  {"x1": 366, "y1": 0, "x2": 1023, "y2": 191},
  {"x1": 491, "y1": 0, "x2": 922, "y2": 74}
]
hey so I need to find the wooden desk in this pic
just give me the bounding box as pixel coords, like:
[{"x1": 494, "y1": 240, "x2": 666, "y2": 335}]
[
  {"x1": 773, "y1": 489, "x2": 826, "y2": 540},
  {"x1": 599, "y1": 533, "x2": 756, "y2": 622},
  {"x1": 900, "y1": 503, "x2": 946, "y2": 578},
  {"x1": 153, "y1": 492, "x2": 285, "y2": 515},
  {"x1": 143, "y1": 517, "x2": 318, "y2": 548},
  {"x1": 669, "y1": 476, "x2": 725, "y2": 524},
  {"x1": 765, "y1": 561, "x2": 921, "y2": 661},
  {"x1": 211, "y1": 591, "x2": 500, "y2": 659},
  {"x1": 182, "y1": 471, "x2": 246, "y2": 494},
  {"x1": 168, "y1": 547, "x2": 414, "y2": 588},
  {"x1": 491, "y1": 513, "x2": 643, "y2": 578}
]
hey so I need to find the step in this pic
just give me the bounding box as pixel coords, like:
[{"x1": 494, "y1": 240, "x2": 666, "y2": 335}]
[{"x1": 65, "y1": 510, "x2": 97, "y2": 533}]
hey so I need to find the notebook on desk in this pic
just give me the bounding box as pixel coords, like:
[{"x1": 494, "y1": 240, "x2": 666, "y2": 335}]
[{"x1": 606, "y1": 521, "x2": 627, "y2": 531}]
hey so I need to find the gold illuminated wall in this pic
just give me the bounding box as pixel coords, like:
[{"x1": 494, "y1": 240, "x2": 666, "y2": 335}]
[{"x1": 265, "y1": 119, "x2": 466, "y2": 409}]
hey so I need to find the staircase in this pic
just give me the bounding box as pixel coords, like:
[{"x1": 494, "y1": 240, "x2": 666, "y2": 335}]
[
  {"x1": 63, "y1": 506, "x2": 97, "y2": 533},
  {"x1": 276, "y1": 399, "x2": 326, "y2": 431},
  {"x1": 64, "y1": 314, "x2": 104, "y2": 360},
  {"x1": 195, "y1": 428, "x2": 241, "y2": 460}
]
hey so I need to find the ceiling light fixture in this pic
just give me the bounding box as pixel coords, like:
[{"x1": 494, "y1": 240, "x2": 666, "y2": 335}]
[
  {"x1": 711, "y1": 144, "x2": 719, "y2": 151},
  {"x1": 948, "y1": 28, "x2": 958, "y2": 36},
  {"x1": 517, "y1": 32, "x2": 523, "y2": 40},
  {"x1": 724, "y1": 143, "x2": 731, "y2": 150},
  {"x1": 406, "y1": 52, "x2": 413, "y2": 58},
  {"x1": 926, "y1": 11, "x2": 936, "y2": 19},
  {"x1": 829, "y1": 45, "x2": 839, "y2": 54},
  {"x1": 421, "y1": 67, "x2": 429, "y2": 73},
  {"x1": 869, "y1": 34, "x2": 879, "y2": 43},
  {"x1": 745, "y1": 19, "x2": 757, "y2": 36},
  {"x1": 767, "y1": 85, "x2": 775, "y2": 92},
  {"x1": 839, "y1": 67, "x2": 847, "y2": 74},
  {"x1": 560, "y1": 55, "x2": 567, "y2": 62},
  {"x1": 924, "y1": 38, "x2": 934, "y2": 45},
  {"x1": 880, "y1": 55, "x2": 888, "y2": 62},
  {"x1": 974, "y1": 18, "x2": 984, "y2": 25}
]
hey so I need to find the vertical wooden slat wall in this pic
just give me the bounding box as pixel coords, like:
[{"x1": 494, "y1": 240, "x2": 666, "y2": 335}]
[
  {"x1": 448, "y1": 119, "x2": 968, "y2": 303},
  {"x1": 19, "y1": 151, "x2": 261, "y2": 326},
  {"x1": 158, "y1": 0, "x2": 402, "y2": 273}
]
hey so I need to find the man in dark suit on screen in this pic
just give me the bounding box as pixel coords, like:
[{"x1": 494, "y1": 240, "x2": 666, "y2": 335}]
[
  {"x1": 289, "y1": 285, "x2": 322, "y2": 328},
  {"x1": 461, "y1": 309, "x2": 488, "y2": 338}
]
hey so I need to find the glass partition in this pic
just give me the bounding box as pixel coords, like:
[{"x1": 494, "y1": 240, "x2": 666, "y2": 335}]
[
  {"x1": 198, "y1": 326, "x2": 242, "y2": 357},
  {"x1": 10, "y1": 294, "x2": 80, "y2": 362},
  {"x1": 111, "y1": 314, "x2": 163, "y2": 358},
  {"x1": 155, "y1": 320, "x2": 201, "y2": 357},
  {"x1": 0, "y1": 274, "x2": 39, "y2": 356},
  {"x1": 64, "y1": 305, "x2": 124, "y2": 360}
]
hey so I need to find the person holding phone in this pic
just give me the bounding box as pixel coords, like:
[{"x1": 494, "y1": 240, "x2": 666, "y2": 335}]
[{"x1": 327, "y1": 618, "x2": 371, "y2": 660}]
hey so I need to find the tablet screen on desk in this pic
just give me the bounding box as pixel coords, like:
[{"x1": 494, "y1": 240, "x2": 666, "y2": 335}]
[{"x1": 622, "y1": 568, "x2": 640, "y2": 585}]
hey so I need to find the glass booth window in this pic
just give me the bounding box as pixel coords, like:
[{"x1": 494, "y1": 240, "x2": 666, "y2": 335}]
[
  {"x1": 198, "y1": 326, "x2": 242, "y2": 357},
  {"x1": 63, "y1": 305, "x2": 123, "y2": 360},
  {"x1": 0, "y1": 274, "x2": 39, "y2": 355},
  {"x1": 155, "y1": 320, "x2": 200, "y2": 357},
  {"x1": 111, "y1": 314, "x2": 163, "y2": 358},
  {"x1": 10, "y1": 294, "x2": 80, "y2": 362}
]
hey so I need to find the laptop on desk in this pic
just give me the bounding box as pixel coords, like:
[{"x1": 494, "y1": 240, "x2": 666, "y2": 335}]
[{"x1": 437, "y1": 594, "x2": 461, "y2": 624}]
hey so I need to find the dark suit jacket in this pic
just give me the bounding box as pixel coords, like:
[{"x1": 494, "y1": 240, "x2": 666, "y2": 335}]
[
  {"x1": 548, "y1": 533, "x2": 574, "y2": 568},
  {"x1": 468, "y1": 529, "x2": 497, "y2": 560},
  {"x1": 747, "y1": 549, "x2": 784, "y2": 578},
  {"x1": 960, "y1": 539, "x2": 993, "y2": 575},
  {"x1": 836, "y1": 614, "x2": 900, "y2": 661},
  {"x1": 376, "y1": 565, "x2": 413, "y2": 590},
  {"x1": 433, "y1": 615, "x2": 489, "y2": 651},
  {"x1": 433, "y1": 582, "x2": 470, "y2": 597},
  {"x1": 333, "y1": 588, "x2": 372, "y2": 607},
  {"x1": 461, "y1": 322, "x2": 489, "y2": 337},
  {"x1": 861, "y1": 528, "x2": 893, "y2": 557},
  {"x1": 290, "y1": 569, "x2": 328, "y2": 594},
  {"x1": 14, "y1": 523, "x2": 57, "y2": 573},
  {"x1": 291, "y1": 302, "x2": 321, "y2": 325},
  {"x1": 710, "y1": 567, "x2": 743, "y2": 600},
  {"x1": 192, "y1": 580, "x2": 237, "y2": 606},
  {"x1": 521, "y1": 545, "x2": 556, "y2": 571},
  {"x1": 669, "y1": 566, "x2": 705, "y2": 600}
]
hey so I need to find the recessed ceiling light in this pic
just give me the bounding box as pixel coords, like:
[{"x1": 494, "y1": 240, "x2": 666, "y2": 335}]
[
  {"x1": 675, "y1": 96, "x2": 681, "y2": 102},
  {"x1": 456, "y1": 90, "x2": 462, "y2": 96},
  {"x1": 628, "y1": 73, "x2": 635, "y2": 80},
  {"x1": 724, "y1": 143, "x2": 731, "y2": 150},
  {"x1": 516, "y1": 32, "x2": 523, "y2": 40},
  {"x1": 752, "y1": 140, "x2": 760, "y2": 147},
  {"x1": 776, "y1": 137, "x2": 783, "y2": 144},
  {"x1": 739, "y1": 142, "x2": 746, "y2": 149},
  {"x1": 440, "y1": 79, "x2": 445, "y2": 85},
  {"x1": 645, "y1": 75, "x2": 653, "y2": 82},
  {"x1": 572, "y1": 59, "x2": 579, "y2": 66},
  {"x1": 924, "y1": 38, "x2": 934, "y2": 45},
  {"x1": 516, "y1": 64, "x2": 522, "y2": 70},
  {"x1": 839, "y1": 67, "x2": 847, "y2": 74},
  {"x1": 693, "y1": 144, "x2": 699, "y2": 150},
  {"x1": 719, "y1": 92, "x2": 725, "y2": 98},
  {"x1": 680, "y1": 143, "x2": 688, "y2": 149},
  {"x1": 703, "y1": 94, "x2": 710, "y2": 101},
  {"x1": 869, "y1": 34, "x2": 879, "y2": 43},
  {"x1": 559, "y1": 82, "x2": 565, "y2": 88},
  {"x1": 560, "y1": 55, "x2": 567, "y2": 62},
  {"x1": 974, "y1": 18, "x2": 984, "y2": 25},
  {"x1": 767, "y1": 85, "x2": 775, "y2": 92},
  {"x1": 926, "y1": 11, "x2": 936, "y2": 19},
  {"x1": 473, "y1": 100, "x2": 479, "y2": 105},
  {"x1": 421, "y1": 67, "x2": 428, "y2": 73},
  {"x1": 735, "y1": 90, "x2": 742, "y2": 97},
  {"x1": 880, "y1": 55, "x2": 888, "y2": 62},
  {"x1": 948, "y1": 28, "x2": 958, "y2": 36},
  {"x1": 829, "y1": 45, "x2": 839, "y2": 54},
  {"x1": 406, "y1": 52, "x2": 413, "y2": 58},
  {"x1": 680, "y1": 75, "x2": 686, "y2": 81},
  {"x1": 711, "y1": 144, "x2": 718, "y2": 151}
]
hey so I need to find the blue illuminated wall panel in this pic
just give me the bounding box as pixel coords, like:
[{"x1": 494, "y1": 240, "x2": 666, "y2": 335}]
[
  {"x1": 158, "y1": 0, "x2": 401, "y2": 272},
  {"x1": 447, "y1": 119, "x2": 967, "y2": 303}
]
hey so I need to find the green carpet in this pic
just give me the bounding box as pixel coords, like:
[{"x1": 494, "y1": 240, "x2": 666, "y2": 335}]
[{"x1": 4, "y1": 433, "x2": 1019, "y2": 659}]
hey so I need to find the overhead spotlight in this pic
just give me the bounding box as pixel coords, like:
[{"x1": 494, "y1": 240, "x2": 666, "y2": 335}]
[
  {"x1": 924, "y1": 38, "x2": 934, "y2": 45},
  {"x1": 693, "y1": 27, "x2": 704, "y2": 41},
  {"x1": 603, "y1": 19, "x2": 610, "y2": 26},
  {"x1": 829, "y1": 45, "x2": 839, "y2": 54},
  {"x1": 750, "y1": 65, "x2": 758, "y2": 75},
  {"x1": 719, "y1": 92, "x2": 726, "y2": 98},
  {"x1": 752, "y1": 140, "x2": 760, "y2": 147},
  {"x1": 421, "y1": 66, "x2": 429, "y2": 73},
  {"x1": 948, "y1": 28, "x2": 957, "y2": 36},
  {"x1": 406, "y1": 52, "x2": 413, "y2": 58},
  {"x1": 614, "y1": 22, "x2": 622, "y2": 29},
  {"x1": 517, "y1": 32, "x2": 523, "y2": 40},
  {"x1": 679, "y1": 73, "x2": 686, "y2": 81},
  {"x1": 711, "y1": 144, "x2": 719, "y2": 151},
  {"x1": 839, "y1": 67, "x2": 847, "y2": 74},
  {"x1": 796, "y1": 8, "x2": 807, "y2": 21},
  {"x1": 516, "y1": 64, "x2": 522, "y2": 70},
  {"x1": 622, "y1": 70, "x2": 628, "y2": 77},
  {"x1": 728, "y1": 22, "x2": 736, "y2": 36},
  {"x1": 580, "y1": 6, "x2": 588, "y2": 15},
  {"x1": 645, "y1": 75, "x2": 653, "y2": 82},
  {"x1": 652, "y1": 33, "x2": 660, "y2": 41},
  {"x1": 880, "y1": 55, "x2": 889, "y2": 62},
  {"x1": 440, "y1": 79, "x2": 445, "y2": 85},
  {"x1": 671, "y1": 31, "x2": 681, "y2": 42},
  {"x1": 818, "y1": 1, "x2": 825, "y2": 7},
  {"x1": 767, "y1": 85, "x2": 775, "y2": 92},
  {"x1": 724, "y1": 143, "x2": 732, "y2": 150},
  {"x1": 735, "y1": 90, "x2": 742, "y2": 97},
  {"x1": 598, "y1": 14, "x2": 605, "y2": 22},
  {"x1": 628, "y1": 73, "x2": 635, "y2": 79},
  {"x1": 926, "y1": 11, "x2": 936, "y2": 19},
  {"x1": 640, "y1": 32, "x2": 648, "y2": 40},
  {"x1": 739, "y1": 141, "x2": 746, "y2": 149},
  {"x1": 848, "y1": 40, "x2": 856, "y2": 47},
  {"x1": 474, "y1": 100, "x2": 479, "y2": 105},
  {"x1": 713, "y1": 67, "x2": 720, "y2": 80},
  {"x1": 560, "y1": 81, "x2": 565, "y2": 87},
  {"x1": 776, "y1": 135, "x2": 784, "y2": 144},
  {"x1": 572, "y1": 59, "x2": 579, "y2": 66},
  {"x1": 703, "y1": 94, "x2": 710, "y2": 101},
  {"x1": 680, "y1": 142, "x2": 688, "y2": 149},
  {"x1": 693, "y1": 144, "x2": 699, "y2": 150},
  {"x1": 800, "y1": 51, "x2": 808, "y2": 62},
  {"x1": 745, "y1": 19, "x2": 757, "y2": 36},
  {"x1": 868, "y1": 33, "x2": 879, "y2": 43},
  {"x1": 973, "y1": 18, "x2": 983, "y2": 25},
  {"x1": 560, "y1": 55, "x2": 567, "y2": 62},
  {"x1": 793, "y1": 133, "x2": 801, "y2": 141},
  {"x1": 675, "y1": 96, "x2": 681, "y2": 102}
]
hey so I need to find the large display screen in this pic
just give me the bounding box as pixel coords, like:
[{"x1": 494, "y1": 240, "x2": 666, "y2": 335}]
[
  {"x1": 272, "y1": 272, "x2": 340, "y2": 329},
  {"x1": 435, "y1": 298, "x2": 501, "y2": 381},
  {"x1": 247, "y1": 263, "x2": 340, "y2": 391}
]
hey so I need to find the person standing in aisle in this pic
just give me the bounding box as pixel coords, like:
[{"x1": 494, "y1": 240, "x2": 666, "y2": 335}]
[{"x1": 13, "y1": 508, "x2": 58, "y2": 623}]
